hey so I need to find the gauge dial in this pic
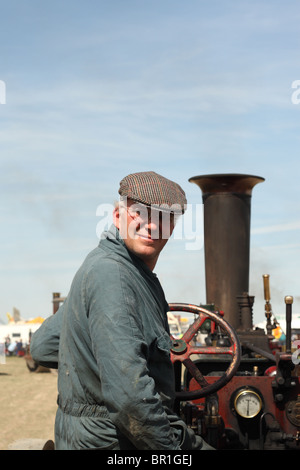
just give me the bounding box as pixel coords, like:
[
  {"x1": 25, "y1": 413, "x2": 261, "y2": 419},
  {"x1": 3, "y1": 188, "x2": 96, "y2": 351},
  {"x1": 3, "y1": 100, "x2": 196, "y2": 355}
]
[{"x1": 234, "y1": 389, "x2": 263, "y2": 418}]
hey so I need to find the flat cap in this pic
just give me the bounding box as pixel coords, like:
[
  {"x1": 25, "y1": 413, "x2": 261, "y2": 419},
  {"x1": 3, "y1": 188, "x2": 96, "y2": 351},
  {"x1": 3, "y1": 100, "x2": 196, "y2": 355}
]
[{"x1": 118, "y1": 171, "x2": 187, "y2": 214}]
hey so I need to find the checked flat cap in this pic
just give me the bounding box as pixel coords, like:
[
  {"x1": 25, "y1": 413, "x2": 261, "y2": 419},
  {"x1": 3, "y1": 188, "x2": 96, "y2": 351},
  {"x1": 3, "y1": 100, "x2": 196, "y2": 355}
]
[{"x1": 118, "y1": 171, "x2": 187, "y2": 214}]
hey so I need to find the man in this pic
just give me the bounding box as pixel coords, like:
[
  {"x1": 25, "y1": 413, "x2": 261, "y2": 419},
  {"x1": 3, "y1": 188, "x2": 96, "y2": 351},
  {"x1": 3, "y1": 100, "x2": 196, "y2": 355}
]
[{"x1": 31, "y1": 171, "x2": 212, "y2": 450}]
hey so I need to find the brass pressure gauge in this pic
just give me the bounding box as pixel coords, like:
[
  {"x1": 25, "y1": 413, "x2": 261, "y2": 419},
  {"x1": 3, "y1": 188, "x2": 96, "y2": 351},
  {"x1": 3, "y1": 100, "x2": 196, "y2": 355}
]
[{"x1": 233, "y1": 389, "x2": 263, "y2": 419}]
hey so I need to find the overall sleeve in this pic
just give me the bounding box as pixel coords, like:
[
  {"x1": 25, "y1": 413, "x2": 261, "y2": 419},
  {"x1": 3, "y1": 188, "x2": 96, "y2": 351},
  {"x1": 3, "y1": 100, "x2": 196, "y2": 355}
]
[
  {"x1": 85, "y1": 259, "x2": 182, "y2": 450},
  {"x1": 30, "y1": 304, "x2": 63, "y2": 368}
]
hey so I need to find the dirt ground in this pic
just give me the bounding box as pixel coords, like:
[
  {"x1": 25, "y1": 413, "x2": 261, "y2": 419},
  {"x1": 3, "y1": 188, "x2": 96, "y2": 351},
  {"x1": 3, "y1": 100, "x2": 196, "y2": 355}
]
[{"x1": 0, "y1": 356, "x2": 58, "y2": 450}]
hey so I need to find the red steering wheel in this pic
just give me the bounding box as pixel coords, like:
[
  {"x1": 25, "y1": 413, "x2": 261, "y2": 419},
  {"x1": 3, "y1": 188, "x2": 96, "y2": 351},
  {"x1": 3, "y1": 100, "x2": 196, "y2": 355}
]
[{"x1": 169, "y1": 303, "x2": 241, "y2": 400}]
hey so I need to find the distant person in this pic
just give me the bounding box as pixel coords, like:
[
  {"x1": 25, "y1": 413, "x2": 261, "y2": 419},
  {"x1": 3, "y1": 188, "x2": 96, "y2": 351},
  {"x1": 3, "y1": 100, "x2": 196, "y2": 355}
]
[
  {"x1": 16, "y1": 339, "x2": 24, "y2": 357},
  {"x1": 4, "y1": 335, "x2": 11, "y2": 355},
  {"x1": 8, "y1": 340, "x2": 17, "y2": 356}
]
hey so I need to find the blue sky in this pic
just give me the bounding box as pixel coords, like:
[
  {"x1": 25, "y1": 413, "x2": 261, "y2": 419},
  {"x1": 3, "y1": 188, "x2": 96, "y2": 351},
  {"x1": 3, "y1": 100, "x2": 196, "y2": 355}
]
[{"x1": 1, "y1": 0, "x2": 300, "y2": 325}]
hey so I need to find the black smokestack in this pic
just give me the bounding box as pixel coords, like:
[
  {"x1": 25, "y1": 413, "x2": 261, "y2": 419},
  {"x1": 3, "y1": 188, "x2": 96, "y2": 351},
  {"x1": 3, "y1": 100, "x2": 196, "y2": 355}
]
[{"x1": 189, "y1": 173, "x2": 264, "y2": 329}]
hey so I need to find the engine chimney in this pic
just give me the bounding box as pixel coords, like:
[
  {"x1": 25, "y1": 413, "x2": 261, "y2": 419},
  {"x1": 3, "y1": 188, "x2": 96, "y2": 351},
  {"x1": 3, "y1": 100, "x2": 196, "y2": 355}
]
[{"x1": 189, "y1": 173, "x2": 264, "y2": 329}]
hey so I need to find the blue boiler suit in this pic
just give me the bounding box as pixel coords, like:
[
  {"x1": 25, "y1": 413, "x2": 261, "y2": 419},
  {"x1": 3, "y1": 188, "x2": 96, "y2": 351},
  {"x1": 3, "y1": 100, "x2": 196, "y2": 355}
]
[{"x1": 31, "y1": 225, "x2": 200, "y2": 450}]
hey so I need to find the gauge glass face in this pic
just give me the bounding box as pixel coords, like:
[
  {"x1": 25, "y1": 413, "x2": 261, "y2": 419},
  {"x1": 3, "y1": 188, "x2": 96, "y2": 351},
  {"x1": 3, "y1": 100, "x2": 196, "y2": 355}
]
[{"x1": 234, "y1": 390, "x2": 262, "y2": 418}]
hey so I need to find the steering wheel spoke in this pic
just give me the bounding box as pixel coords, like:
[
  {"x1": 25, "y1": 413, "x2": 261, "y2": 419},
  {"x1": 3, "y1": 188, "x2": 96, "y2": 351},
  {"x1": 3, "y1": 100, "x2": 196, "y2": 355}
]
[
  {"x1": 188, "y1": 345, "x2": 235, "y2": 357},
  {"x1": 181, "y1": 314, "x2": 207, "y2": 343}
]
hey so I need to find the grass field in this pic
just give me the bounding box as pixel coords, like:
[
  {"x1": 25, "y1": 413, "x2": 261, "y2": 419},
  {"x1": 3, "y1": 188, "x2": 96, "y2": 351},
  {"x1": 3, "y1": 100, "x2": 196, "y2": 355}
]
[{"x1": 0, "y1": 356, "x2": 57, "y2": 450}]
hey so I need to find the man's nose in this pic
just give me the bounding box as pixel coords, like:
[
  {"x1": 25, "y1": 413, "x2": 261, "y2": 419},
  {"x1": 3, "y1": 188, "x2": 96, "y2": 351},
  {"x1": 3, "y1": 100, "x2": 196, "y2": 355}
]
[
  {"x1": 144, "y1": 219, "x2": 159, "y2": 231},
  {"x1": 143, "y1": 214, "x2": 160, "y2": 237}
]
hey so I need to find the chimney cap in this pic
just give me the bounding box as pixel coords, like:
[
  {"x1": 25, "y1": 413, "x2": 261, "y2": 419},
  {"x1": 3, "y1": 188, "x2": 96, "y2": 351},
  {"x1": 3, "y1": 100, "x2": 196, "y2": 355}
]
[{"x1": 189, "y1": 173, "x2": 265, "y2": 195}]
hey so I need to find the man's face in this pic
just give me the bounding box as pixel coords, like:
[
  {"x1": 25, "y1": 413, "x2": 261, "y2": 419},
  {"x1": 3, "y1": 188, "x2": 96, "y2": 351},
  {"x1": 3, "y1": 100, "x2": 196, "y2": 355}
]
[{"x1": 113, "y1": 198, "x2": 176, "y2": 270}]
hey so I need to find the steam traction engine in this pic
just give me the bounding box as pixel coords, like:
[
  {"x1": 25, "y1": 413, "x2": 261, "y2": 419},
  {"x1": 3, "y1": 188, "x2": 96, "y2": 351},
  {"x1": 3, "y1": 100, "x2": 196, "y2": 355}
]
[{"x1": 170, "y1": 174, "x2": 300, "y2": 450}]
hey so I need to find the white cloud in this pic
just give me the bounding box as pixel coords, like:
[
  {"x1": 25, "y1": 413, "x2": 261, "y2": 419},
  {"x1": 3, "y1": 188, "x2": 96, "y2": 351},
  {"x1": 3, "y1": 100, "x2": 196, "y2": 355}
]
[{"x1": 252, "y1": 221, "x2": 300, "y2": 235}]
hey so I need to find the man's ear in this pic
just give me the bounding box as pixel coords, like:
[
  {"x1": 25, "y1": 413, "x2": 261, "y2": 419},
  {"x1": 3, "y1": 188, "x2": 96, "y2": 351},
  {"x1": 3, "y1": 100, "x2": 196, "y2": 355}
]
[{"x1": 113, "y1": 206, "x2": 120, "y2": 229}]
